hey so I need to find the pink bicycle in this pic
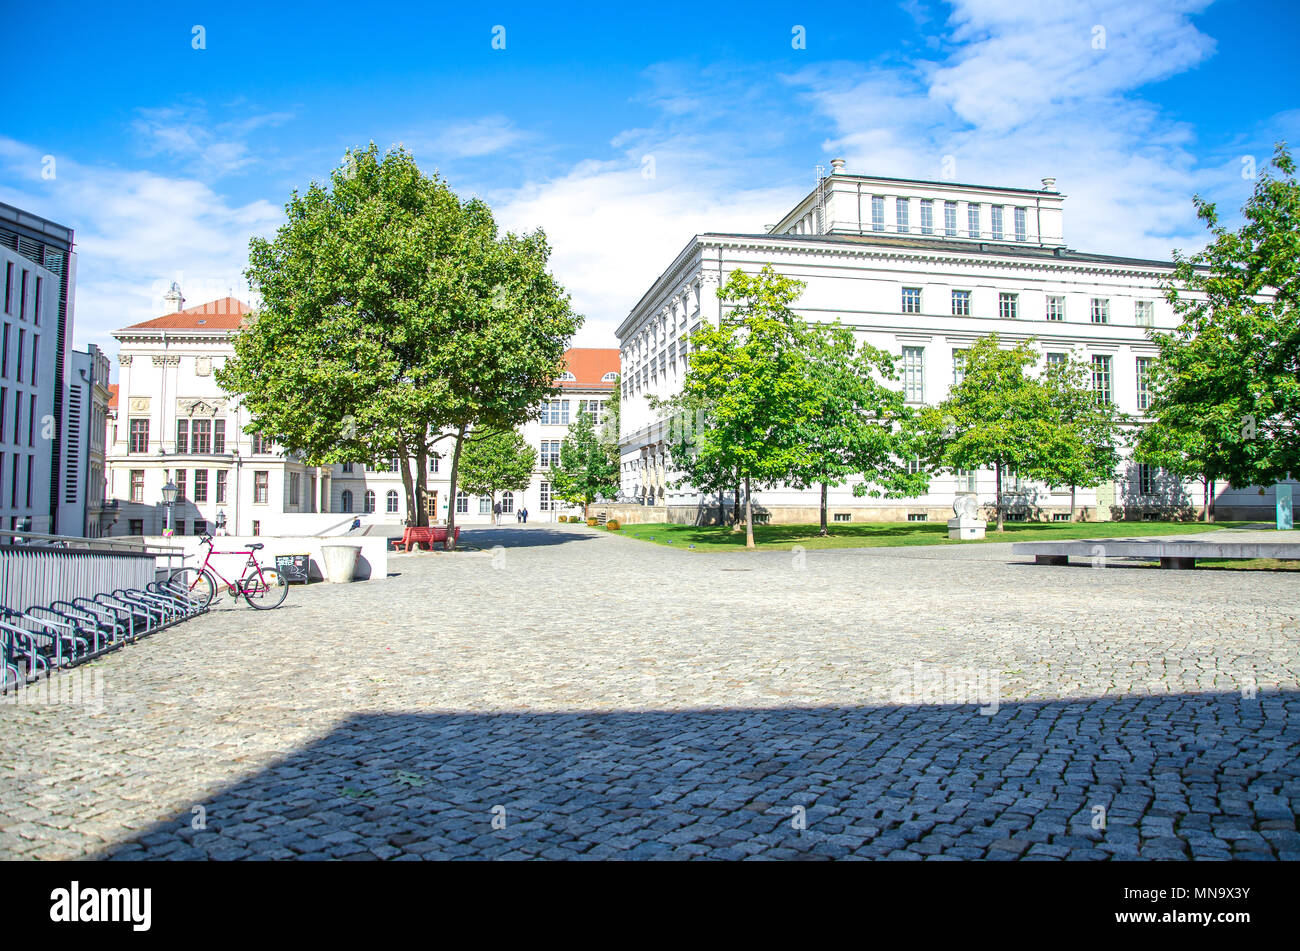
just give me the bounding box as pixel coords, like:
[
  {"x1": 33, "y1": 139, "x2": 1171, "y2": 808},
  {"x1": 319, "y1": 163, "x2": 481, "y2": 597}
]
[{"x1": 169, "y1": 533, "x2": 289, "y2": 610}]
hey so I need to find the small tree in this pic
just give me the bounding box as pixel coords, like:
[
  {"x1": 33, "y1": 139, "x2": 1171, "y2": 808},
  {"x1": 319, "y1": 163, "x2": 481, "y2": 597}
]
[
  {"x1": 552, "y1": 409, "x2": 619, "y2": 509},
  {"x1": 789, "y1": 324, "x2": 928, "y2": 533},
  {"x1": 910, "y1": 335, "x2": 1056, "y2": 532},
  {"x1": 1035, "y1": 356, "x2": 1128, "y2": 521},
  {"x1": 457, "y1": 429, "x2": 536, "y2": 514}
]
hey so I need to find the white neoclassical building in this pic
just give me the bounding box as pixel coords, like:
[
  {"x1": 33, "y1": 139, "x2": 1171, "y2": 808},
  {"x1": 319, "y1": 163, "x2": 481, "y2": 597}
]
[{"x1": 615, "y1": 160, "x2": 1292, "y2": 524}]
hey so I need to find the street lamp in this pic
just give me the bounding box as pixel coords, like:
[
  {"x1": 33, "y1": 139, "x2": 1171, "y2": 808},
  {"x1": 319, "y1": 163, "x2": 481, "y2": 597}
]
[
  {"x1": 161, "y1": 479, "x2": 178, "y2": 536},
  {"x1": 216, "y1": 510, "x2": 227, "y2": 534}
]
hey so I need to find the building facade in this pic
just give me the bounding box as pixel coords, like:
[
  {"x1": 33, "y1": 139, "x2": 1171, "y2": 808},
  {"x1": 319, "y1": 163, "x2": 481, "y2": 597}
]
[
  {"x1": 105, "y1": 287, "x2": 320, "y2": 538},
  {"x1": 59, "y1": 343, "x2": 113, "y2": 536},
  {"x1": 616, "y1": 161, "x2": 1291, "y2": 523},
  {"x1": 0, "y1": 202, "x2": 76, "y2": 535}
]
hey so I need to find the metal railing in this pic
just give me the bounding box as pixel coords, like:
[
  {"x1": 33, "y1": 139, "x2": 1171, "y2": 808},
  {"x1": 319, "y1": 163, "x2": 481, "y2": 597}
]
[{"x1": 0, "y1": 531, "x2": 188, "y2": 609}]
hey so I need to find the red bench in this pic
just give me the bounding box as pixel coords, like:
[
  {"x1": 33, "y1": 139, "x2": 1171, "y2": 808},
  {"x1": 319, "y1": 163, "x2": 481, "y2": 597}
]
[{"x1": 398, "y1": 525, "x2": 461, "y2": 552}]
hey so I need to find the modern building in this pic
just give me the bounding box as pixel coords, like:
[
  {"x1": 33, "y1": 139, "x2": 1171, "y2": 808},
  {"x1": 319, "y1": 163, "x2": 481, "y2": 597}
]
[
  {"x1": 331, "y1": 348, "x2": 619, "y2": 523},
  {"x1": 615, "y1": 160, "x2": 1292, "y2": 523},
  {"x1": 0, "y1": 203, "x2": 76, "y2": 535},
  {"x1": 59, "y1": 344, "x2": 113, "y2": 536},
  {"x1": 105, "y1": 287, "x2": 320, "y2": 537}
]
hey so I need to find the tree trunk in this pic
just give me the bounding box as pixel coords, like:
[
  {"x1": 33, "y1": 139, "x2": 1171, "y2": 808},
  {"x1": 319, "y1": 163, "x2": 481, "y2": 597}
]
[
  {"x1": 1070, "y1": 485, "x2": 1077, "y2": 522},
  {"x1": 445, "y1": 423, "x2": 468, "y2": 550},
  {"x1": 744, "y1": 475, "x2": 755, "y2": 550},
  {"x1": 819, "y1": 482, "x2": 828, "y2": 535},
  {"x1": 718, "y1": 487, "x2": 725, "y2": 527},
  {"x1": 732, "y1": 468, "x2": 742, "y2": 531},
  {"x1": 397, "y1": 440, "x2": 416, "y2": 526},
  {"x1": 414, "y1": 445, "x2": 429, "y2": 527},
  {"x1": 995, "y1": 464, "x2": 1005, "y2": 532},
  {"x1": 1205, "y1": 478, "x2": 1215, "y2": 523}
]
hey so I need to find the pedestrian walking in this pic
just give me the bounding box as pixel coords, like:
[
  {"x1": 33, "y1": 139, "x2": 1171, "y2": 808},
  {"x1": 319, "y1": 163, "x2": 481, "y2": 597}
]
[
  {"x1": 493, "y1": 500, "x2": 502, "y2": 525},
  {"x1": 521, "y1": 507, "x2": 528, "y2": 524}
]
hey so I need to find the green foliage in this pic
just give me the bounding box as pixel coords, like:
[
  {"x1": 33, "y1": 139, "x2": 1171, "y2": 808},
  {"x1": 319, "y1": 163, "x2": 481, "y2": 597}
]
[
  {"x1": 552, "y1": 410, "x2": 619, "y2": 507},
  {"x1": 909, "y1": 334, "x2": 1058, "y2": 531},
  {"x1": 457, "y1": 428, "x2": 535, "y2": 498},
  {"x1": 1139, "y1": 143, "x2": 1300, "y2": 502},
  {"x1": 1034, "y1": 356, "x2": 1129, "y2": 518}
]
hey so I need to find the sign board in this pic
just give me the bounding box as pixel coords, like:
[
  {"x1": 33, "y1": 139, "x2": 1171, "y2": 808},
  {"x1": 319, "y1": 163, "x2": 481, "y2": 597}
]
[{"x1": 274, "y1": 554, "x2": 311, "y2": 584}]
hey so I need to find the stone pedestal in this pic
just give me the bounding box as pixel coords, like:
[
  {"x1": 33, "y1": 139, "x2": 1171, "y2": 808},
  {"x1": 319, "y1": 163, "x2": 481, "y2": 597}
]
[{"x1": 948, "y1": 516, "x2": 986, "y2": 540}]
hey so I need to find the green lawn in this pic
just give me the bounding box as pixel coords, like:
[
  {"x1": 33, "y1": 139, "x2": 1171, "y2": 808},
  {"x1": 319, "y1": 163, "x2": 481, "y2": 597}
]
[{"x1": 609, "y1": 519, "x2": 1251, "y2": 551}]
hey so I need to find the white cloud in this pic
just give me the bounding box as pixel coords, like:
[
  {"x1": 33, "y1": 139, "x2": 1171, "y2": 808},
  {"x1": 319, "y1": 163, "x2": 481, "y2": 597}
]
[
  {"x1": 132, "y1": 104, "x2": 294, "y2": 178},
  {"x1": 0, "y1": 137, "x2": 281, "y2": 359},
  {"x1": 406, "y1": 115, "x2": 526, "y2": 161}
]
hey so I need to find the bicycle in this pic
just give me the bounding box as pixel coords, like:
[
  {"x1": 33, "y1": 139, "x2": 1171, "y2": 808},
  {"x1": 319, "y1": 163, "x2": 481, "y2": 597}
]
[{"x1": 169, "y1": 533, "x2": 289, "y2": 611}]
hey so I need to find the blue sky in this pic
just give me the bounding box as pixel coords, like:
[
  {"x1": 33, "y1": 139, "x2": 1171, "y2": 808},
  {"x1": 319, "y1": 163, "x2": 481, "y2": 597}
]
[{"x1": 2, "y1": 0, "x2": 1297, "y2": 357}]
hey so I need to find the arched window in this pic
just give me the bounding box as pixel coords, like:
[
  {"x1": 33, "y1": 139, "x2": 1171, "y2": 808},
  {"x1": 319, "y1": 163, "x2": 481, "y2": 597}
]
[
  {"x1": 601, "y1": 371, "x2": 618, "y2": 382},
  {"x1": 501, "y1": 491, "x2": 514, "y2": 514},
  {"x1": 386, "y1": 490, "x2": 399, "y2": 514},
  {"x1": 558, "y1": 371, "x2": 576, "y2": 381},
  {"x1": 341, "y1": 490, "x2": 353, "y2": 513},
  {"x1": 456, "y1": 490, "x2": 468, "y2": 514},
  {"x1": 364, "y1": 490, "x2": 375, "y2": 513}
]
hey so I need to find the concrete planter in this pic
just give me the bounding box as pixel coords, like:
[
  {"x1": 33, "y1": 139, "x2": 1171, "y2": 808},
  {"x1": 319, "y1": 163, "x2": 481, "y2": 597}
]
[{"x1": 320, "y1": 544, "x2": 362, "y2": 583}]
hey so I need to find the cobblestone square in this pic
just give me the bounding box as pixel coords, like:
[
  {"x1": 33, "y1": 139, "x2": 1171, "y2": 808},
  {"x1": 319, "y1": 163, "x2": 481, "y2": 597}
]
[{"x1": 1, "y1": 525, "x2": 1296, "y2": 860}]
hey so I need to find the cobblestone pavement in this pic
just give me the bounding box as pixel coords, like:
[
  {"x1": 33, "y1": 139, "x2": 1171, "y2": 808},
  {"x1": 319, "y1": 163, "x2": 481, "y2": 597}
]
[{"x1": 1, "y1": 524, "x2": 1296, "y2": 860}]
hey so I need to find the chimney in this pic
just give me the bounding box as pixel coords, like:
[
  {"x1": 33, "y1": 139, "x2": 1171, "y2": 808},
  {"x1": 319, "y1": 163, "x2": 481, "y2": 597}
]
[
  {"x1": 830, "y1": 157, "x2": 846, "y2": 174},
  {"x1": 163, "y1": 281, "x2": 185, "y2": 314},
  {"x1": 1041, "y1": 177, "x2": 1057, "y2": 192}
]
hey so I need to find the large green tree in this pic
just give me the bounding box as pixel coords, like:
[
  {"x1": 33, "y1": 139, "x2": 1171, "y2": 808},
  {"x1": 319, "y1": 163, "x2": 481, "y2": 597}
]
[
  {"x1": 788, "y1": 324, "x2": 928, "y2": 534},
  {"x1": 552, "y1": 409, "x2": 619, "y2": 508},
  {"x1": 1035, "y1": 356, "x2": 1129, "y2": 521},
  {"x1": 910, "y1": 335, "x2": 1058, "y2": 531},
  {"x1": 457, "y1": 429, "x2": 536, "y2": 514},
  {"x1": 1138, "y1": 143, "x2": 1299, "y2": 515},
  {"x1": 218, "y1": 144, "x2": 579, "y2": 546}
]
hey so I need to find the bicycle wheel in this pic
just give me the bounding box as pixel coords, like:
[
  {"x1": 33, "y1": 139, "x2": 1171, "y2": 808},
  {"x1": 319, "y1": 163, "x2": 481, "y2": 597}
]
[
  {"x1": 240, "y1": 567, "x2": 289, "y2": 610},
  {"x1": 169, "y1": 567, "x2": 216, "y2": 610}
]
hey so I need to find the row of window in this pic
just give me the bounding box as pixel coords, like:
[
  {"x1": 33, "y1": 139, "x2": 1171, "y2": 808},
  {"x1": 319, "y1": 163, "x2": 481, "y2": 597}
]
[
  {"x1": 0, "y1": 451, "x2": 36, "y2": 509},
  {"x1": 869, "y1": 197, "x2": 1029, "y2": 242},
  {"x1": 541, "y1": 398, "x2": 607, "y2": 426},
  {"x1": 901, "y1": 288, "x2": 1154, "y2": 326},
  {"x1": 126, "y1": 468, "x2": 283, "y2": 505},
  {"x1": 2, "y1": 262, "x2": 43, "y2": 324},
  {"x1": 0, "y1": 323, "x2": 40, "y2": 385},
  {"x1": 126, "y1": 418, "x2": 272, "y2": 455},
  {"x1": 902, "y1": 346, "x2": 1154, "y2": 408},
  {"x1": 0, "y1": 387, "x2": 38, "y2": 448},
  {"x1": 340, "y1": 488, "x2": 401, "y2": 514}
]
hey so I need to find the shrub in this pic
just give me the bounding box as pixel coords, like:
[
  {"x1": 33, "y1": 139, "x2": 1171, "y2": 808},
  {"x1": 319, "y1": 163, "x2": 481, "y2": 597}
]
[
  {"x1": 606, "y1": 519, "x2": 621, "y2": 531},
  {"x1": 557, "y1": 515, "x2": 567, "y2": 522},
  {"x1": 586, "y1": 517, "x2": 598, "y2": 527}
]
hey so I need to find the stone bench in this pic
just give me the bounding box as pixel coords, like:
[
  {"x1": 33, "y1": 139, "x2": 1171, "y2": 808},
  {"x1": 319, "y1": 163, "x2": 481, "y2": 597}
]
[{"x1": 1012, "y1": 539, "x2": 1300, "y2": 569}]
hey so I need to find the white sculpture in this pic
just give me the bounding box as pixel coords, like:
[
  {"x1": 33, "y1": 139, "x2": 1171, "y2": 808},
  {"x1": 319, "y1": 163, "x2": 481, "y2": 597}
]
[{"x1": 948, "y1": 494, "x2": 986, "y2": 540}]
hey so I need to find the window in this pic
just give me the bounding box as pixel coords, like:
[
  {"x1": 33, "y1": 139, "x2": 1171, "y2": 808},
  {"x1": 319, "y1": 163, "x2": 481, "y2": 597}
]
[
  {"x1": 501, "y1": 491, "x2": 514, "y2": 514},
  {"x1": 955, "y1": 468, "x2": 978, "y2": 493},
  {"x1": 343, "y1": 462, "x2": 353, "y2": 473},
  {"x1": 429, "y1": 455, "x2": 439, "y2": 474},
  {"x1": 557, "y1": 371, "x2": 576, "y2": 382},
  {"x1": 944, "y1": 201, "x2": 958, "y2": 237},
  {"x1": 479, "y1": 496, "x2": 491, "y2": 514},
  {"x1": 252, "y1": 520, "x2": 260, "y2": 537},
  {"x1": 130, "y1": 470, "x2": 145, "y2": 503},
  {"x1": 907, "y1": 457, "x2": 923, "y2": 475},
  {"x1": 19, "y1": 272, "x2": 28, "y2": 321},
  {"x1": 1014, "y1": 207, "x2": 1027, "y2": 242},
  {"x1": 193, "y1": 520, "x2": 207, "y2": 536},
  {"x1": 539, "y1": 481, "x2": 551, "y2": 511},
  {"x1": 129, "y1": 519, "x2": 143, "y2": 536},
  {"x1": 901, "y1": 287, "x2": 922, "y2": 314},
  {"x1": 130, "y1": 419, "x2": 149, "y2": 453},
  {"x1": 252, "y1": 433, "x2": 271, "y2": 454},
  {"x1": 601, "y1": 371, "x2": 618, "y2": 382},
  {"x1": 254, "y1": 470, "x2": 269, "y2": 504},
  {"x1": 871, "y1": 195, "x2": 885, "y2": 232},
  {"x1": 907, "y1": 513, "x2": 927, "y2": 522},
  {"x1": 2, "y1": 263, "x2": 10, "y2": 314},
  {"x1": 832, "y1": 512, "x2": 852, "y2": 522},
  {"x1": 990, "y1": 205, "x2": 1004, "y2": 240},
  {"x1": 341, "y1": 489, "x2": 353, "y2": 513},
  {"x1": 951, "y1": 290, "x2": 971, "y2": 316},
  {"x1": 952, "y1": 349, "x2": 967, "y2": 385},
  {"x1": 1135, "y1": 300, "x2": 1154, "y2": 328},
  {"x1": 967, "y1": 203, "x2": 981, "y2": 238},
  {"x1": 579, "y1": 400, "x2": 603, "y2": 424},
  {"x1": 216, "y1": 470, "x2": 227, "y2": 503},
  {"x1": 213, "y1": 419, "x2": 226, "y2": 454},
  {"x1": 1138, "y1": 464, "x2": 1156, "y2": 496},
  {"x1": 193, "y1": 469, "x2": 208, "y2": 502},
  {"x1": 895, "y1": 197, "x2": 910, "y2": 233},
  {"x1": 29, "y1": 337, "x2": 37, "y2": 386},
  {"x1": 1046, "y1": 352, "x2": 1068, "y2": 369},
  {"x1": 1, "y1": 324, "x2": 7, "y2": 375},
  {"x1": 386, "y1": 489, "x2": 399, "y2": 514},
  {"x1": 15, "y1": 329, "x2": 23, "y2": 381},
  {"x1": 175, "y1": 468, "x2": 187, "y2": 499},
  {"x1": 0, "y1": 387, "x2": 5, "y2": 441},
  {"x1": 920, "y1": 199, "x2": 934, "y2": 235},
  {"x1": 364, "y1": 489, "x2": 376, "y2": 513},
  {"x1": 33, "y1": 277, "x2": 41, "y2": 325},
  {"x1": 26, "y1": 394, "x2": 33, "y2": 447},
  {"x1": 1091, "y1": 354, "x2": 1113, "y2": 404},
  {"x1": 289, "y1": 472, "x2": 300, "y2": 506},
  {"x1": 1136, "y1": 357, "x2": 1154, "y2": 411},
  {"x1": 456, "y1": 490, "x2": 468, "y2": 514},
  {"x1": 542, "y1": 399, "x2": 569, "y2": 425},
  {"x1": 901, "y1": 346, "x2": 925, "y2": 402},
  {"x1": 192, "y1": 419, "x2": 212, "y2": 454},
  {"x1": 541, "y1": 439, "x2": 562, "y2": 467},
  {"x1": 999, "y1": 293, "x2": 1019, "y2": 319},
  {"x1": 1090, "y1": 298, "x2": 1110, "y2": 324},
  {"x1": 1046, "y1": 295, "x2": 1065, "y2": 321},
  {"x1": 176, "y1": 419, "x2": 188, "y2": 453}
]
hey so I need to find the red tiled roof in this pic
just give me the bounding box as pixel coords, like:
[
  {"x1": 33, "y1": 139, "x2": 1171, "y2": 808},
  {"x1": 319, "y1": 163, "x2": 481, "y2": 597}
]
[
  {"x1": 560, "y1": 348, "x2": 619, "y2": 389},
  {"x1": 107, "y1": 383, "x2": 119, "y2": 410},
  {"x1": 119, "y1": 297, "x2": 252, "y2": 332}
]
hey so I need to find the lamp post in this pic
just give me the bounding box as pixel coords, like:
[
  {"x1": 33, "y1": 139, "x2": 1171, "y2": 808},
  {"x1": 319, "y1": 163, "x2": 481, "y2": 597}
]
[
  {"x1": 216, "y1": 510, "x2": 227, "y2": 535},
  {"x1": 161, "y1": 479, "x2": 178, "y2": 536}
]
